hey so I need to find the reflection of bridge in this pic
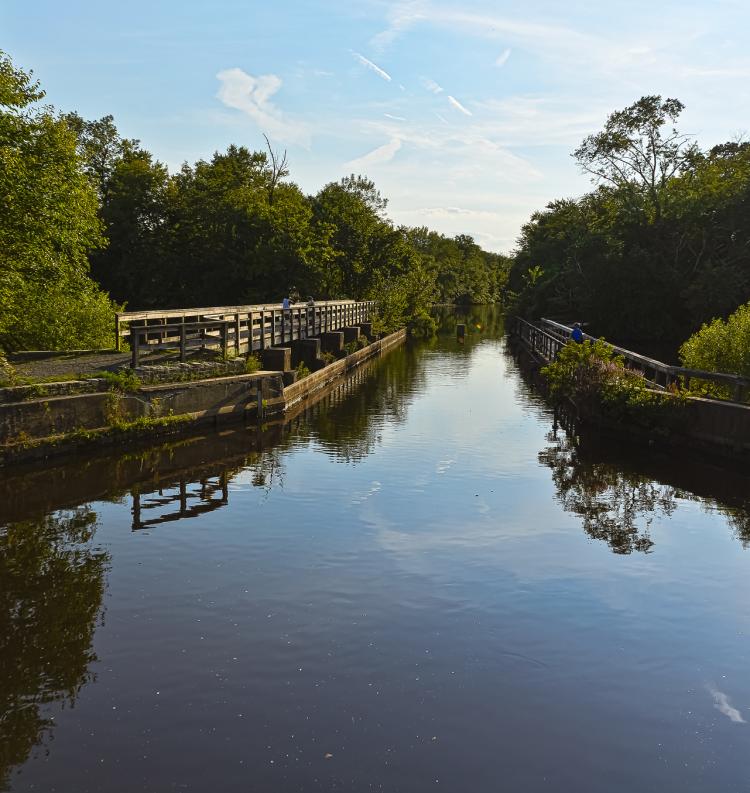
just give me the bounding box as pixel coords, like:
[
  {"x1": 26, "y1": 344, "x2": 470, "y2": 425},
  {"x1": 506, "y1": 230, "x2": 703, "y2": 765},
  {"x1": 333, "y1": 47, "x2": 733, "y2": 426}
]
[
  {"x1": 131, "y1": 473, "x2": 230, "y2": 530},
  {"x1": 128, "y1": 356, "x2": 391, "y2": 530}
]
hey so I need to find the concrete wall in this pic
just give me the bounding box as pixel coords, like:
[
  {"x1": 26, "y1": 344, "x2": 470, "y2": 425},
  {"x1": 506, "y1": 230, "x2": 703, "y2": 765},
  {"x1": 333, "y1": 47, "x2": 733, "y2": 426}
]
[
  {"x1": 283, "y1": 328, "x2": 407, "y2": 408},
  {"x1": 0, "y1": 372, "x2": 284, "y2": 446},
  {"x1": 0, "y1": 329, "x2": 408, "y2": 463}
]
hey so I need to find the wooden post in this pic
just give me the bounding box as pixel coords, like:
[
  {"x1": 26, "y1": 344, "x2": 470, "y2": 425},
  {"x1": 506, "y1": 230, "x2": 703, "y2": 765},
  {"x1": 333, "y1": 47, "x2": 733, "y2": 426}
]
[
  {"x1": 260, "y1": 310, "x2": 266, "y2": 349},
  {"x1": 734, "y1": 382, "x2": 743, "y2": 403},
  {"x1": 235, "y1": 313, "x2": 241, "y2": 354},
  {"x1": 221, "y1": 322, "x2": 229, "y2": 359},
  {"x1": 180, "y1": 323, "x2": 186, "y2": 362},
  {"x1": 115, "y1": 314, "x2": 121, "y2": 352},
  {"x1": 131, "y1": 329, "x2": 140, "y2": 367},
  {"x1": 271, "y1": 310, "x2": 276, "y2": 346}
]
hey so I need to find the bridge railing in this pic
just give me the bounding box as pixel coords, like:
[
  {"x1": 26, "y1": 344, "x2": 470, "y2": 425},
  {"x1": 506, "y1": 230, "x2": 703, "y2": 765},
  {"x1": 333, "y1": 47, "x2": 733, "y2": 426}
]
[
  {"x1": 117, "y1": 300, "x2": 377, "y2": 367},
  {"x1": 513, "y1": 317, "x2": 750, "y2": 404}
]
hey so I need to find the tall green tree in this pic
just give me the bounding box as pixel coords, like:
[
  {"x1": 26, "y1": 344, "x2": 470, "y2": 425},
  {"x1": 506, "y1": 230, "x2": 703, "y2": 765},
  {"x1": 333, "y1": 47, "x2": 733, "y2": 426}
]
[{"x1": 0, "y1": 51, "x2": 117, "y2": 350}]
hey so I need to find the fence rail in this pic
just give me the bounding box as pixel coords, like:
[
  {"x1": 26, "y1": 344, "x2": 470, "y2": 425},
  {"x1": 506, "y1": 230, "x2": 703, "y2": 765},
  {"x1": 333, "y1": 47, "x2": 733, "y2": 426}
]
[
  {"x1": 117, "y1": 300, "x2": 376, "y2": 367},
  {"x1": 512, "y1": 317, "x2": 750, "y2": 404}
]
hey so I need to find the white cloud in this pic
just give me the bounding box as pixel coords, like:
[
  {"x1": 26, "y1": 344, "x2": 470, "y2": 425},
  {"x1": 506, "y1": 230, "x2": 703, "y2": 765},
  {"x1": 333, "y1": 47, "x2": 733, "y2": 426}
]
[
  {"x1": 215, "y1": 67, "x2": 309, "y2": 145},
  {"x1": 352, "y1": 52, "x2": 392, "y2": 82},
  {"x1": 708, "y1": 684, "x2": 746, "y2": 724},
  {"x1": 346, "y1": 138, "x2": 403, "y2": 169},
  {"x1": 370, "y1": 0, "x2": 428, "y2": 51},
  {"x1": 421, "y1": 77, "x2": 444, "y2": 94},
  {"x1": 384, "y1": 113, "x2": 407, "y2": 121},
  {"x1": 448, "y1": 95, "x2": 472, "y2": 116},
  {"x1": 495, "y1": 48, "x2": 512, "y2": 67}
]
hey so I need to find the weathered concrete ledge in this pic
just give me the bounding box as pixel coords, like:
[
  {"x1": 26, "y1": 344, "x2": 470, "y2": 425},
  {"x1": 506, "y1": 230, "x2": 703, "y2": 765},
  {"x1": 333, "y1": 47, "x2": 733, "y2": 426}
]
[
  {"x1": 510, "y1": 337, "x2": 750, "y2": 463},
  {"x1": 0, "y1": 328, "x2": 407, "y2": 466}
]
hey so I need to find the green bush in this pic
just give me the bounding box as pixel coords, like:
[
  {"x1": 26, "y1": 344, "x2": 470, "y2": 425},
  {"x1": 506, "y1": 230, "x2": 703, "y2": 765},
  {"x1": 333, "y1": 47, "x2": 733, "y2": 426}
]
[
  {"x1": 542, "y1": 339, "x2": 687, "y2": 430},
  {"x1": 3, "y1": 279, "x2": 119, "y2": 351},
  {"x1": 96, "y1": 369, "x2": 141, "y2": 393},
  {"x1": 680, "y1": 301, "x2": 750, "y2": 378},
  {"x1": 0, "y1": 352, "x2": 16, "y2": 386},
  {"x1": 296, "y1": 361, "x2": 311, "y2": 379},
  {"x1": 245, "y1": 354, "x2": 261, "y2": 374}
]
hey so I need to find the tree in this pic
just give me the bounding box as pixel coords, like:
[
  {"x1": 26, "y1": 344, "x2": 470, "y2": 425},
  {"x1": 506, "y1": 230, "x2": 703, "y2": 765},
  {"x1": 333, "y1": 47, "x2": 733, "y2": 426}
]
[
  {"x1": 0, "y1": 51, "x2": 118, "y2": 350},
  {"x1": 573, "y1": 95, "x2": 697, "y2": 220},
  {"x1": 64, "y1": 112, "x2": 139, "y2": 202}
]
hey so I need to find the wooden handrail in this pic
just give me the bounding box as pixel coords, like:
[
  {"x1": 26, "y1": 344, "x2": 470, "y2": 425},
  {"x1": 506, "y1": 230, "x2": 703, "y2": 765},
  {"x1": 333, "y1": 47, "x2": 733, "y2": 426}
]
[{"x1": 518, "y1": 317, "x2": 749, "y2": 402}]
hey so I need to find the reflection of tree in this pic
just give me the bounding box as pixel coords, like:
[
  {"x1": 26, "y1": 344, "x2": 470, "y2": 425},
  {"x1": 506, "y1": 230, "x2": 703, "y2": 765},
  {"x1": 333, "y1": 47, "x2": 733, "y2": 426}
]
[
  {"x1": 297, "y1": 343, "x2": 428, "y2": 463},
  {"x1": 0, "y1": 508, "x2": 109, "y2": 790},
  {"x1": 539, "y1": 429, "x2": 677, "y2": 554},
  {"x1": 434, "y1": 305, "x2": 506, "y2": 338},
  {"x1": 717, "y1": 507, "x2": 750, "y2": 548}
]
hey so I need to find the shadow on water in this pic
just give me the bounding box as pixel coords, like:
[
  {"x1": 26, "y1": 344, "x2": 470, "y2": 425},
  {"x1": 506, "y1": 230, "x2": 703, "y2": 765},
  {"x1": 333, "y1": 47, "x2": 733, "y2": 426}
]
[{"x1": 0, "y1": 509, "x2": 109, "y2": 792}]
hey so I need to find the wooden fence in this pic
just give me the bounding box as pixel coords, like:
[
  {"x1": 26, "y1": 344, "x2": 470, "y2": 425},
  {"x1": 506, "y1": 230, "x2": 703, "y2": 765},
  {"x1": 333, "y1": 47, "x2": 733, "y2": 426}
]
[
  {"x1": 513, "y1": 317, "x2": 750, "y2": 404},
  {"x1": 117, "y1": 300, "x2": 376, "y2": 367}
]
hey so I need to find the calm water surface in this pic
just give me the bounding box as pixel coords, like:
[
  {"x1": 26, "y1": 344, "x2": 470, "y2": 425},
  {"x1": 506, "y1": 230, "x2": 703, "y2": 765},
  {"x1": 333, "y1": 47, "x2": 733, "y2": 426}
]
[{"x1": 2, "y1": 309, "x2": 750, "y2": 792}]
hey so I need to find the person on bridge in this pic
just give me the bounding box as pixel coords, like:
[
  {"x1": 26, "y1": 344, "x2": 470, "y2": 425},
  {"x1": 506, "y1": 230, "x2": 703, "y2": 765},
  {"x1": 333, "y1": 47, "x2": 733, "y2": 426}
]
[
  {"x1": 571, "y1": 323, "x2": 584, "y2": 343},
  {"x1": 282, "y1": 296, "x2": 291, "y2": 311}
]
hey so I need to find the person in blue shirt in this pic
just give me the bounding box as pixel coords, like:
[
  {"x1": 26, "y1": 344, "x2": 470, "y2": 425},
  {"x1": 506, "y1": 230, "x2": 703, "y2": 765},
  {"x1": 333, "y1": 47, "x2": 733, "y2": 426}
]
[{"x1": 571, "y1": 322, "x2": 584, "y2": 343}]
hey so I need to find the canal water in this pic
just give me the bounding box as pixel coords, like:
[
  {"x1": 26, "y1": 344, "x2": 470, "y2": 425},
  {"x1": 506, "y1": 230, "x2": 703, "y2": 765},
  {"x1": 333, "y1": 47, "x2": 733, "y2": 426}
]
[{"x1": 2, "y1": 308, "x2": 750, "y2": 793}]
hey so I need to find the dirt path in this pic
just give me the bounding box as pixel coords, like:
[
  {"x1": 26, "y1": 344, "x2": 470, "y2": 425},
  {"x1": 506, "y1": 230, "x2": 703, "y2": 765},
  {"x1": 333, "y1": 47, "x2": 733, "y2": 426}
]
[{"x1": 11, "y1": 350, "x2": 180, "y2": 381}]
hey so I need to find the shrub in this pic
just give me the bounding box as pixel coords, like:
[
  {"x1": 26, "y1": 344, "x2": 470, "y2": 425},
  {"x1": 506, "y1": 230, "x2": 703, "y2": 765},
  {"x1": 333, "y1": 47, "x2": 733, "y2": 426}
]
[
  {"x1": 680, "y1": 301, "x2": 750, "y2": 377},
  {"x1": 542, "y1": 339, "x2": 687, "y2": 430},
  {"x1": 97, "y1": 369, "x2": 141, "y2": 393},
  {"x1": 0, "y1": 352, "x2": 16, "y2": 386},
  {"x1": 296, "y1": 361, "x2": 311, "y2": 379},
  {"x1": 245, "y1": 354, "x2": 261, "y2": 374}
]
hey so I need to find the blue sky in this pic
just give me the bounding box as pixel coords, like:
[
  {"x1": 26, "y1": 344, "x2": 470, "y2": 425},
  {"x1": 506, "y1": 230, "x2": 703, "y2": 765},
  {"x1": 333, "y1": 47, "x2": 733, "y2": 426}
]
[{"x1": 2, "y1": 0, "x2": 748, "y2": 252}]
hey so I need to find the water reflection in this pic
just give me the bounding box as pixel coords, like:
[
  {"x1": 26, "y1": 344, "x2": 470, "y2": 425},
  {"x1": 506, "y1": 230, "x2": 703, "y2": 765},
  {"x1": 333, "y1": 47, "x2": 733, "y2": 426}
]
[
  {"x1": 4, "y1": 307, "x2": 750, "y2": 792},
  {"x1": 0, "y1": 509, "x2": 109, "y2": 791},
  {"x1": 540, "y1": 409, "x2": 750, "y2": 554}
]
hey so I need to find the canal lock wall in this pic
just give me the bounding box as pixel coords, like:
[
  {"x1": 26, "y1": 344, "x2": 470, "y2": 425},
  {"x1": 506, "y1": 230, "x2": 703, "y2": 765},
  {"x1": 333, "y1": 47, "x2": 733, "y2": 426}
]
[
  {"x1": 509, "y1": 334, "x2": 750, "y2": 463},
  {"x1": 0, "y1": 328, "x2": 407, "y2": 466}
]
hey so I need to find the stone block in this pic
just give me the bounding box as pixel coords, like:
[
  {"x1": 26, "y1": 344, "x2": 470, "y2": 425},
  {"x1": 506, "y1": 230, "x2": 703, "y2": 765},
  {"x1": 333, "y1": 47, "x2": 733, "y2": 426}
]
[
  {"x1": 320, "y1": 331, "x2": 344, "y2": 353},
  {"x1": 290, "y1": 339, "x2": 321, "y2": 368},
  {"x1": 261, "y1": 347, "x2": 291, "y2": 372}
]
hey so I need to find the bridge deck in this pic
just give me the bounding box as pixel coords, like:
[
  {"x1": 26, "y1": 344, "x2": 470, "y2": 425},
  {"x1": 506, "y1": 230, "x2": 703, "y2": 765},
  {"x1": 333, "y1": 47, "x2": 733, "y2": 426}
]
[{"x1": 117, "y1": 300, "x2": 376, "y2": 367}]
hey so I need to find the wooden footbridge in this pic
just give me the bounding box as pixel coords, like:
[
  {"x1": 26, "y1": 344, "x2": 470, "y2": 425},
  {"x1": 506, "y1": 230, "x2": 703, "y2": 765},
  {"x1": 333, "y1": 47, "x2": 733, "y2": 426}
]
[
  {"x1": 513, "y1": 316, "x2": 750, "y2": 404},
  {"x1": 116, "y1": 300, "x2": 376, "y2": 367}
]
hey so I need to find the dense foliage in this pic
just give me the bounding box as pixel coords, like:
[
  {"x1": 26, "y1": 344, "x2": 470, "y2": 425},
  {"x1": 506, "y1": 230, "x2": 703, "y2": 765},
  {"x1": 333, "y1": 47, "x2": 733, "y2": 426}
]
[
  {"x1": 679, "y1": 300, "x2": 750, "y2": 378},
  {"x1": 1, "y1": 50, "x2": 509, "y2": 352},
  {"x1": 509, "y1": 96, "x2": 750, "y2": 344},
  {"x1": 541, "y1": 339, "x2": 687, "y2": 430},
  {"x1": 86, "y1": 144, "x2": 510, "y2": 325},
  {"x1": 0, "y1": 51, "x2": 119, "y2": 351}
]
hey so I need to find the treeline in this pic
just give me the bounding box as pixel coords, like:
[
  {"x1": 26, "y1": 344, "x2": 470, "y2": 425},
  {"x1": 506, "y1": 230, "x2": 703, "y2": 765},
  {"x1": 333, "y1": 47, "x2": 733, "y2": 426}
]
[
  {"x1": 508, "y1": 96, "x2": 750, "y2": 345},
  {"x1": 0, "y1": 50, "x2": 509, "y2": 351}
]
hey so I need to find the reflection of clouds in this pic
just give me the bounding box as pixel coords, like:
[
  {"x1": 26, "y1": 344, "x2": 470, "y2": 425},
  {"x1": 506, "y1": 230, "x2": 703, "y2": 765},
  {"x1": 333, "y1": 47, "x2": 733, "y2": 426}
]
[
  {"x1": 351, "y1": 481, "x2": 382, "y2": 505},
  {"x1": 436, "y1": 459, "x2": 455, "y2": 475},
  {"x1": 708, "y1": 684, "x2": 746, "y2": 724}
]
